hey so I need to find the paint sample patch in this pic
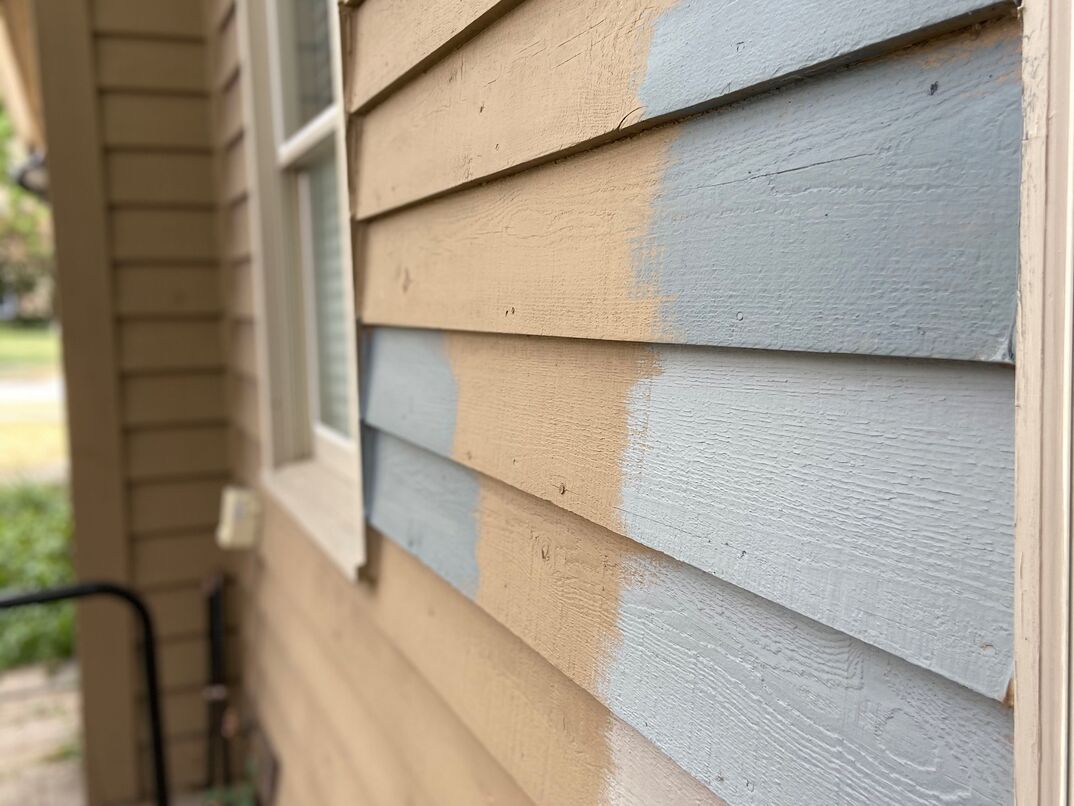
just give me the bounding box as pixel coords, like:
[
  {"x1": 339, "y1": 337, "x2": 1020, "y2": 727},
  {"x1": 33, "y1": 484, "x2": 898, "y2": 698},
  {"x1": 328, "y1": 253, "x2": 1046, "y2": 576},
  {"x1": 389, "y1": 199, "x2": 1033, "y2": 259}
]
[
  {"x1": 361, "y1": 430, "x2": 1013, "y2": 805},
  {"x1": 634, "y1": 19, "x2": 1021, "y2": 359},
  {"x1": 362, "y1": 326, "x2": 1014, "y2": 698}
]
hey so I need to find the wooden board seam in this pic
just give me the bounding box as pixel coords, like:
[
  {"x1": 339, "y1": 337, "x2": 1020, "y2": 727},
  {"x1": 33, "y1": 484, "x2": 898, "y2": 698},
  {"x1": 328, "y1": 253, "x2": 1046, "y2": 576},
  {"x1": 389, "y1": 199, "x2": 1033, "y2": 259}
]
[{"x1": 352, "y1": 5, "x2": 1016, "y2": 222}]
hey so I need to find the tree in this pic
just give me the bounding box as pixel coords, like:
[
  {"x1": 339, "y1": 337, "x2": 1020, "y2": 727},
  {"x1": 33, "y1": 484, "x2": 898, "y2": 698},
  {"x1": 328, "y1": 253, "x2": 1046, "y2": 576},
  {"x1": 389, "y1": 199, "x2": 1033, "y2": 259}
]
[{"x1": 0, "y1": 102, "x2": 52, "y2": 317}]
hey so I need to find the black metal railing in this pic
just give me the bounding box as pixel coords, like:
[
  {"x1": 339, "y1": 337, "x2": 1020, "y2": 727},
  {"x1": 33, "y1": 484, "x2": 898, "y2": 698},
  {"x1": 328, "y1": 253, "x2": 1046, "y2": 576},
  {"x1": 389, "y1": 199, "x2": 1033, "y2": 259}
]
[{"x1": 0, "y1": 581, "x2": 169, "y2": 806}]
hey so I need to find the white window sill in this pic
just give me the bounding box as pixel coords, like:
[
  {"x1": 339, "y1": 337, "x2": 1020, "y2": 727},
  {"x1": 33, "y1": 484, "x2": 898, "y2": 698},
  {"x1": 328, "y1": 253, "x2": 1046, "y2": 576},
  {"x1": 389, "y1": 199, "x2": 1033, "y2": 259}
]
[{"x1": 261, "y1": 459, "x2": 365, "y2": 578}]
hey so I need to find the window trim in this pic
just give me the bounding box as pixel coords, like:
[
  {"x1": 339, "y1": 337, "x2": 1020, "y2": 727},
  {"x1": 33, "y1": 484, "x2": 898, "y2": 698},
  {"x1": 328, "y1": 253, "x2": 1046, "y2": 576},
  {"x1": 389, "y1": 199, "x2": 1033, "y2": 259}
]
[{"x1": 235, "y1": 0, "x2": 364, "y2": 576}]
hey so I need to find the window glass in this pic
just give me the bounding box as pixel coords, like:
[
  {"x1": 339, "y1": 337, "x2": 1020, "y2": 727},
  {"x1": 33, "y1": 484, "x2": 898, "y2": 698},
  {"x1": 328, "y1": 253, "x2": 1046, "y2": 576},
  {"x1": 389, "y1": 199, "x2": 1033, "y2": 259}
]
[
  {"x1": 301, "y1": 151, "x2": 350, "y2": 437},
  {"x1": 281, "y1": 0, "x2": 333, "y2": 135}
]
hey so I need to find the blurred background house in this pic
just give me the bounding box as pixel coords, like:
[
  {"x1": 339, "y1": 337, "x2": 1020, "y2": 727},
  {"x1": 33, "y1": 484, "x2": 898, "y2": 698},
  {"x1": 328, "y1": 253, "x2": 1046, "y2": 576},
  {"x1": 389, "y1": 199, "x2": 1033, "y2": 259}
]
[{"x1": 0, "y1": 0, "x2": 1071, "y2": 804}]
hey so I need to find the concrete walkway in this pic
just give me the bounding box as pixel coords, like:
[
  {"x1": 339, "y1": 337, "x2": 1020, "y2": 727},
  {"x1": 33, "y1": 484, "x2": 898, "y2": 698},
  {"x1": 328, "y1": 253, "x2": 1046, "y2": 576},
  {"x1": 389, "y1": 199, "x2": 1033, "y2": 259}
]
[{"x1": 0, "y1": 663, "x2": 84, "y2": 805}]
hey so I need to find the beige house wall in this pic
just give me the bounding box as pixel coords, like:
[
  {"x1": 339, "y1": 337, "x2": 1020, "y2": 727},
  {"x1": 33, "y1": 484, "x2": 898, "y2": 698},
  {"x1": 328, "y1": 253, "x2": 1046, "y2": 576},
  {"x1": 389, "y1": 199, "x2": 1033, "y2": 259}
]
[{"x1": 32, "y1": 0, "x2": 1064, "y2": 803}]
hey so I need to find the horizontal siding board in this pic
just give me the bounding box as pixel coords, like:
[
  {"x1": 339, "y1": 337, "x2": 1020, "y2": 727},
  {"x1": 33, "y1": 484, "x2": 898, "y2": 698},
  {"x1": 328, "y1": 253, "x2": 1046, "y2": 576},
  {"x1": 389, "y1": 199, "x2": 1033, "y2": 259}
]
[
  {"x1": 145, "y1": 584, "x2": 237, "y2": 640},
  {"x1": 126, "y1": 426, "x2": 229, "y2": 480},
  {"x1": 206, "y1": 0, "x2": 234, "y2": 33},
  {"x1": 229, "y1": 321, "x2": 258, "y2": 378},
  {"x1": 112, "y1": 209, "x2": 217, "y2": 262},
  {"x1": 241, "y1": 625, "x2": 377, "y2": 805},
  {"x1": 155, "y1": 635, "x2": 239, "y2": 693},
  {"x1": 119, "y1": 321, "x2": 223, "y2": 372},
  {"x1": 219, "y1": 136, "x2": 248, "y2": 203},
  {"x1": 363, "y1": 427, "x2": 1014, "y2": 805},
  {"x1": 355, "y1": 0, "x2": 1013, "y2": 217},
  {"x1": 209, "y1": 8, "x2": 240, "y2": 90},
  {"x1": 253, "y1": 500, "x2": 725, "y2": 806},
  {"x1": 245, "y1": 560, "x2": 531, "y2": 806},
  {"x1": 362, "y1": 327, "x2": 1014, "y2": 698},
  {"x1": 138, "y1": 737, "x2": 213, "y2": 794},
  {"x1": 215, "y1": 74, "x2": 243, "y2": 146},
  {"x1": 345, "y1": 0, "x2": 511, "y2": 112},
  {"x1": 107, "y1": 153, "x2": 215, "y2": 205},
  {"x1": 363, "y1": 24, "x2": 1021, "y2": 362},
  {"x1": 132, "y1": 532, "x2": 226, "y2": 588},
  {"x1": 224, "y1": 260, "x2": 254, "y2": 319},
  {"x1": 137, "y1": 690, "x2": 208, "y2": 742},
  {"x1": 224, "y1": 198, "x2": 250, "y2": 260},
  {"x1": 100, "y1": 94, "x2": 210, "y2": 149},
  {"x1": 92, "y1": 0, "x2": 205, "y2": 38},
  {"x1": 229, "y1": 426, "x2": 261, "y2": 485},
  {"x1": 116, "y1": 267, "x2": 221, "y2": 316},
  {"x1": 123, "y1": 374, "x2": 226, "y2": 426},
  {"x1": 228, "y1": 374, "x2": 261, "y2": 439},
  {"x1": 96, "y1": 38, "x2": 206, "y2": 92},
  {"x1": 130, "y1": 479, "x2": 224, "y2": 535}
]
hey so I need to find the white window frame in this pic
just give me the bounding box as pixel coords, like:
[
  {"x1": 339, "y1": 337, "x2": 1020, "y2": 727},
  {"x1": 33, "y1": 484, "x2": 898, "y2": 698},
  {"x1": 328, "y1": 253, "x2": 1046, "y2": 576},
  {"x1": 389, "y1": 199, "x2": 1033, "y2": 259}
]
[{"x1": 235, "y1": 0, "x2": 364, "y2": 576}]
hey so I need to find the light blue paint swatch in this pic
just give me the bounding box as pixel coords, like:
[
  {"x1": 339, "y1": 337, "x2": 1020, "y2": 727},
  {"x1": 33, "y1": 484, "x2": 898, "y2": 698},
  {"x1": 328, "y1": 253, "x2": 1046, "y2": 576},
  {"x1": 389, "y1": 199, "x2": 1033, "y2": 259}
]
[{"x1": 636, "y1": 19, "x2": 1020, "y2": 361}]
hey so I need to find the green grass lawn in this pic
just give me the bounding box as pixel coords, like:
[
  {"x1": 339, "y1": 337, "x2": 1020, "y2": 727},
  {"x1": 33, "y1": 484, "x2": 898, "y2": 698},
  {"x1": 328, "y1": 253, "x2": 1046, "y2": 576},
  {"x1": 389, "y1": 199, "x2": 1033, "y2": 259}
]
[
  {"x1": 0, "y1": 321, "x2": 60, "y2": 377},
  {"x1": 0, "y1": 483, "x2": 74, "y2": 671}
]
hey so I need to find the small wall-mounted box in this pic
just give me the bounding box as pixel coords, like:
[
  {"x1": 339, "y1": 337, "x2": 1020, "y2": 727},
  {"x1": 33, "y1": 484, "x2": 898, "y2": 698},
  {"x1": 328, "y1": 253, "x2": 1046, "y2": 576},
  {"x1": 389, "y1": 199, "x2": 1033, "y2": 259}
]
[{"x1": 216, "y1": 485, "x2": 262, "y2": 550}]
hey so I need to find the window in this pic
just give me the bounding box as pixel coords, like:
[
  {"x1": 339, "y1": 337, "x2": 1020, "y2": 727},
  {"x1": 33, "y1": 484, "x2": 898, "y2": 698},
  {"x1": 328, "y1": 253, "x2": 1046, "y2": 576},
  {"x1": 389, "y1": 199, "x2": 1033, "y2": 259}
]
[{"x1": 239, "y1": 0, "x2": 364, "y2": 575}]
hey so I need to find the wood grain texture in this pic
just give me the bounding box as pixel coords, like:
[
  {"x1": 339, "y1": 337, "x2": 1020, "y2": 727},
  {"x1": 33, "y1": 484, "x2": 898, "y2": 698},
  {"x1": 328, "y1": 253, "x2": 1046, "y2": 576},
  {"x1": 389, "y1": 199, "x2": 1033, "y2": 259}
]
[
  {"x1": 111, "y1": 209, "x2": 216, "y2": 262},
  {"x1": 116, "y1": 267, "x2": 221, "y2": 316},
  {"x1": 95, "y1": 38, "x2": 206, "y2": 92},
  {"x1": 363, "y1": 23, "x2": 1021, "y2": 362},
  {"x1": 119, "y1": 321, "x2": 223, "y2": 372},
  {"x1": 92, "y1": 0, "x2": 205, "y2": 38},
  {"x1": 344, "y1": 0, "x2": 514, "y2": 112},
  {"x1": 363, "y1": 327, "x2": 1014, "y2": 698},
  {"x1": 249, "y1": 498, "x2": 725, "y2": 805},
  {"x1": 107, "y1": 152, "x2": 215, "y2": 206},
  {"x1": 354, "y1": 0, "x2": 1012, "y2": 217},
  {"x1": 126, "y1": 426, "x2": 229, "y2": 480},
  {"x1": 364, "y1": 427, "x2": 1014, "y2": 805},
  {"x1": 100, "y1": 94, "x2": 210, "y2": 149},
  {"x1": 123, "y1": 374, "x2": 226, "y2": 426}
]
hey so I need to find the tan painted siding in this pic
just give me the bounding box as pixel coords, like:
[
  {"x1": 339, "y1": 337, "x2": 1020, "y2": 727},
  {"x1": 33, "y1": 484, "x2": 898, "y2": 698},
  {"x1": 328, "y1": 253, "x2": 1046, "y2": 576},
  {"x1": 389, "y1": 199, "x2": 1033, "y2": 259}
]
[
  {"x1": 192, "y1": 2, "x2": 1020, "y2": 806},
  {"x1": 38, "y1": 0, "x2": 232, "y2": 798},
  {"x1": 343, "y1": 3, "x2": 1017, "y2": 805}
]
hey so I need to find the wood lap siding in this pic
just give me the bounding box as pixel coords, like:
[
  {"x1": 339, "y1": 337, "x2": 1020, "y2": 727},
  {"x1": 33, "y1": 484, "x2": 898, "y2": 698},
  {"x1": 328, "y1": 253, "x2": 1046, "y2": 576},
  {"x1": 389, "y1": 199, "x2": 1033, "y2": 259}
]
[
  {"x1": 84, "y1": 0, "x2": 230, "y2": 795},
  {"x1": 345, "y1": 2, "x2": 1020, "y2": 805},
  {"x1": 176, "y1": 0, "x2": 1026, "y2": 805}
]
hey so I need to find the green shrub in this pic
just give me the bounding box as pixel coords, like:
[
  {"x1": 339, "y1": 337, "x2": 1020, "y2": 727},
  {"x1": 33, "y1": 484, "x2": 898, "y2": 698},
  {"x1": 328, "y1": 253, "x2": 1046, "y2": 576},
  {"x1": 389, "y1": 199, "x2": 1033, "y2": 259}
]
[{"x1": 0, "y1": 484, "x2": 74, "y2": 670}]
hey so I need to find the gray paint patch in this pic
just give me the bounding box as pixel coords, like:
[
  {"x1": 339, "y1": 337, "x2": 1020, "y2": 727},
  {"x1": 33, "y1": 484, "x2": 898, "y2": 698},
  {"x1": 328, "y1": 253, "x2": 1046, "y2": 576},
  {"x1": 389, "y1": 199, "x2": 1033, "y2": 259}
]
[
  {"x1": 636, "y1": 23, "x2": 1021, "y2": 361},
  {"x1": 621, "y1": 345, "x2": 1014, "y2": 698},
  {"x1": 604, "y1": 552, "x2": 1013, "y2": 805},
  {"x1": 363, "y1": 431, "x2": 1012, "y2": 804},
  {"x1": 639, "y1": 0, "x2": 1010, "y2": 118},
  {"x1": 363, "y1": 428, "x2": 481, "y2": 597},
  {"x1": 362, "y1": 326, "x2": 459, "y2": 457}
]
